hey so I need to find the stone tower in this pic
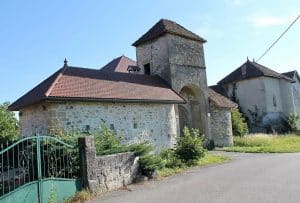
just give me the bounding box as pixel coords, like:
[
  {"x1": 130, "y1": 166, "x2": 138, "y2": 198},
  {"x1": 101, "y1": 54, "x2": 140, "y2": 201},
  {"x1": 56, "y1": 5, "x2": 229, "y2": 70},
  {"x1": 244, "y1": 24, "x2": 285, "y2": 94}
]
[{"x1": 133, "y1": 19, "x2": 210, "y2": 138}]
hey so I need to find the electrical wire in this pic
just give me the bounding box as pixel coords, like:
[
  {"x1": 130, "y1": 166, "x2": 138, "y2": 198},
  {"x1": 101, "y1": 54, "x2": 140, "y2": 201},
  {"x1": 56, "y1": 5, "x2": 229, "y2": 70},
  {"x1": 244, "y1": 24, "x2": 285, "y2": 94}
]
[{"x1": 257, "y1": 15, "x2": 300, "y2": 62}]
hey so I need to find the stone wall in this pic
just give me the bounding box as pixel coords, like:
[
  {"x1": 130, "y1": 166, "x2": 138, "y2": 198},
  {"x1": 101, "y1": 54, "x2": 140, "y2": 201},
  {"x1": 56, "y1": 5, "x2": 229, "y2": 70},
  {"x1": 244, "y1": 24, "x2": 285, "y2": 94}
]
[
  {"x1": 209, "y1": 104, "x2": 233, "y2": 147},
  {"x1": 136, "y1": 33, "x2": 210, "y2": 138},
  {"x1": 78, "y1": 136, "x2": 139, "y2": 193},
  {"x1": 19, "y1": 104, "x2": 50, "y2": 136},
  {"x1": 19, "y1": 101, "x2": 177, "y2": 151}
]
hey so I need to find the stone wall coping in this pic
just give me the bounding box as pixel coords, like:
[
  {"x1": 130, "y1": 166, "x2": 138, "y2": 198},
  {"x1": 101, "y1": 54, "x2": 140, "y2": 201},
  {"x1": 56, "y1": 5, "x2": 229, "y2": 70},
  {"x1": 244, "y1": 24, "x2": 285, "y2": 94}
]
[{"x1": 96, "y1": 151, "x2": 135, "y2": 158}]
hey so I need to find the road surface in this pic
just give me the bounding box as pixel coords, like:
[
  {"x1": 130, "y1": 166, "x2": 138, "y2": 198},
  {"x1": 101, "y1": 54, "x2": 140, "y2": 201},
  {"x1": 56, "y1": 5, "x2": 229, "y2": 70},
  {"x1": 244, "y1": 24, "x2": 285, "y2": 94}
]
[{"x1": 90, "y1": 152, "x2": 300, "y2": 203}]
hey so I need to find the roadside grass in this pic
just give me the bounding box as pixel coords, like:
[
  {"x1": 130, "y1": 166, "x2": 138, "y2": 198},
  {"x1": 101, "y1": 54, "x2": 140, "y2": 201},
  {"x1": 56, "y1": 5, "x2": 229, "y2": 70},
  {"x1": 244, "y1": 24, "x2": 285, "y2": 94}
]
[
  {"x1": 63, "y1": 189, "x2": 94, "y2": 203},
  {"x1": 222, "y1": 134, "x2": 300, "y2": 153},
  {"x1": 157, "y1": 153, "x2": 231, "y2": 178}
]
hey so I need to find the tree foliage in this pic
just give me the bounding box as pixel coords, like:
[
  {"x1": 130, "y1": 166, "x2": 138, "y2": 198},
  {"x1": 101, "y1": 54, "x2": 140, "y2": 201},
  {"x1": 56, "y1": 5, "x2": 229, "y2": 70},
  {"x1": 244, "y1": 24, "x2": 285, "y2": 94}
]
[
  {"x1": 231, "y1": 108, "x2": 249, "y2": 136},
  {"x1": 0, "y1": 102, "x2": 20, "y2": 142},
  {"x1": 174, "y1": 127, "x2": 205, "y2": 165},
  {"x1": 287, "y1": 113, "x2": 299, "y2": 133}
]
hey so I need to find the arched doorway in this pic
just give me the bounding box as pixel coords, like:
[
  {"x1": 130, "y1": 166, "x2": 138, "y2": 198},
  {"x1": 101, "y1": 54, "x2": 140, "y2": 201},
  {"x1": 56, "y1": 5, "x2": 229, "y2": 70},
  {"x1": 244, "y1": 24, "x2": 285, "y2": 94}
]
[{"x1": 178, "y1": 85, "x2": 203, "y2": 135}]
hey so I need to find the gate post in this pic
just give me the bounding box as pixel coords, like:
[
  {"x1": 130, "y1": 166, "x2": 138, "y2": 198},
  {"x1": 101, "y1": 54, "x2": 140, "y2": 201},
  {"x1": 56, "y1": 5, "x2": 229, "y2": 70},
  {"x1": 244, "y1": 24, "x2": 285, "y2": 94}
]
[{"x1": 78, "y1": 136, "x2": 98, "y2": 192}]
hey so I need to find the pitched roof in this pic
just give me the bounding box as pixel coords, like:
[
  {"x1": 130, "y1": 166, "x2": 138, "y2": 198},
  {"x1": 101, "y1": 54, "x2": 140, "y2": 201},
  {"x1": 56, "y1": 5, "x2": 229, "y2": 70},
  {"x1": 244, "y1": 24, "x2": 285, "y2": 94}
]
[
  {"x1": 100, "y1": 55, "x2": 137, "y2": 73},
  {"x1": 132, "y1": 19, "x2": 206, "y2": 46},
  {"x1": 208, "y1": 88, "x2": 237, "y2": 109},
  {"x1": 209, "y1": 85, "x2": 227, "y2": 97},
  {"x1": 282, "y1": 70, "x2": 300, "y2": 81},
  {"x1": 9, "y1": 66, "x2": 185, "y2": 111},
  {"x1": 218, "y1": 60, "x2": 294, "y2": 85}
]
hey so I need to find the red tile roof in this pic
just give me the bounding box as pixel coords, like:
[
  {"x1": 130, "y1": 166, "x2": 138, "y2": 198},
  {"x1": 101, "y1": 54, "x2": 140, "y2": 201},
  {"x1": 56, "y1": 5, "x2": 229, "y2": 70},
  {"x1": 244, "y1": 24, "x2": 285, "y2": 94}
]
[
  {"x1": 9, "y1": 66, "x2": 185, "y2": 111},
  {"x1": 132, "y1": 19, "x2": 206, "y2": 46},
  {"x1": 100, "y1": 55, "x2": 137, "y2": 73}
]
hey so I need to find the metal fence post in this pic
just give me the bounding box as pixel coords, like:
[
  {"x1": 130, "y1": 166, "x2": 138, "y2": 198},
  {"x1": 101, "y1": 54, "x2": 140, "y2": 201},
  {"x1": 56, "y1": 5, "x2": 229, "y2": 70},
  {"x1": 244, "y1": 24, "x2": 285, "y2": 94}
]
[{"x1": 36, "y1": 133, "x2": 42, "y2": 203}]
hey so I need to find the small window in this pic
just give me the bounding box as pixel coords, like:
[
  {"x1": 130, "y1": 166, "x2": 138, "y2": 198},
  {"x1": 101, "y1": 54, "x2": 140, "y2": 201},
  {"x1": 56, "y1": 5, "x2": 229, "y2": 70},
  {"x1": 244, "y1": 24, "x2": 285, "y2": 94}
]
[
  {"x1": 85, "y1": 125, "x2": 90, "y2": 131},
  {"x1": 144, "y1": 63, "x2": 150, "y2": 75},
  {"x1": 133, "y1": 123, "x2": 138, "y2": 129},
  {"x1": 110, "y1": 124, "x2": 115, "y2": 130},
  {"x1": 273, "y1": 95, "x2": 277, "y2": 107}
]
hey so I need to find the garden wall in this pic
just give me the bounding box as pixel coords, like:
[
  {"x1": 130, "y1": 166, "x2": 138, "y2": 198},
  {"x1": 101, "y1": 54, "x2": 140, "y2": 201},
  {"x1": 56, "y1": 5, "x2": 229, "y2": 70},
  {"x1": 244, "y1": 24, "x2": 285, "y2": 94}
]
[{"x1": 78, "y1": 136, "x2": 139, "y2": 193}]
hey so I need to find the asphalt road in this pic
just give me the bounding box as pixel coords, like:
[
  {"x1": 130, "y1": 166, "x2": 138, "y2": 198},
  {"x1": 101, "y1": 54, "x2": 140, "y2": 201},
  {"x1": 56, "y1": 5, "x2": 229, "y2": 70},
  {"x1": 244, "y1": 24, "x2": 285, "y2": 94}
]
[{"x1": 90, "y1": 152, "x2": 300, "y2": 203}]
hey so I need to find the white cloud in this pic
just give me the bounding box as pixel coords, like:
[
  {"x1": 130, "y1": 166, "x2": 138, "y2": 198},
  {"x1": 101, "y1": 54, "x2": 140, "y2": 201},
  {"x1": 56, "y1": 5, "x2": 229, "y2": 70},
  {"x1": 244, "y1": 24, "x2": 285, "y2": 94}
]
[{"x1": 248, "y1": 15, "x2": 295, "y2": 27}]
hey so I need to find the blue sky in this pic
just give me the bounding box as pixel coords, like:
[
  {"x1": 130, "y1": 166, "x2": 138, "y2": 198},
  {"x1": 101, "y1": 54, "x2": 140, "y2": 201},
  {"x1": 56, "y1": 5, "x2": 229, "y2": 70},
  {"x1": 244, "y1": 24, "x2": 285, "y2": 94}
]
[{"x1": 0, "y1": 0, "x2": 299, "y2": 104}]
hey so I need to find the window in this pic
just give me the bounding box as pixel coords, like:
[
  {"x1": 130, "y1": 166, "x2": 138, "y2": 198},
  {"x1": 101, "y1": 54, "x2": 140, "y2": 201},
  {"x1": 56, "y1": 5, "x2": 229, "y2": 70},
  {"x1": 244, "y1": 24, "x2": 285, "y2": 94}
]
[
  {"x1": 133, "y1": 122, "x2": 138, "y2": 129},
  {"x1": 110, "y1": 124, "x2": 115, "y2": 130},
  {"x1": 273, "y1": 95, "x2": 277, "y2": 107},
  {"x1": 144, "y1": 63, "x2": 150, "y2": 75}
]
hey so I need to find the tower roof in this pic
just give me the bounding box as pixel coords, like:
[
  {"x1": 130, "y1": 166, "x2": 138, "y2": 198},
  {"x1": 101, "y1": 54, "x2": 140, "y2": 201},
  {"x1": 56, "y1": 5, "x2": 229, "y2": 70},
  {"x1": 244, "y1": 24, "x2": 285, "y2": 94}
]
[
  {"x1": 100, "y1": 55, "x2": 137, "y2": 73},
  {"x1": 132, "y1": 19, "x2": 206, "y2": 46}
]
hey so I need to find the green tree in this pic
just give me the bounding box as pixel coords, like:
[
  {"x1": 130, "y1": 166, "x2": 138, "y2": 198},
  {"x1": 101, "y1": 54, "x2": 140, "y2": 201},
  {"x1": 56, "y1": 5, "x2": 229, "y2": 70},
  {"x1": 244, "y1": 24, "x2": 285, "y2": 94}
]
[
  {"x1": 175, "y1": 127, "x2": 205, "y2": 165},
  {"x1": 0, "y1": 102, "x2": 20, "y2": 142},
  {"x1": 287, "y1": 113, "x2": 299, "y2": 133},
  {"x1": 231, "y1": 108, "x2": 249, "y2": 136}
]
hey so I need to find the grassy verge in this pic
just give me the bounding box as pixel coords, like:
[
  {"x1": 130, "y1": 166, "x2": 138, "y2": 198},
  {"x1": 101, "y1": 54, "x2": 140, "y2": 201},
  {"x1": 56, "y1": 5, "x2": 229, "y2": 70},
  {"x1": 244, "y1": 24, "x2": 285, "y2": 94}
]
[
  {"x1": 63, "y1": 190, "x2": 94, "y2": 203},
  {"x1": 222, "y1": 134, "x2": 300, "y2": 153},
  {"x1": 157, "y1": 153, "x2": 231, "y2": 178}
]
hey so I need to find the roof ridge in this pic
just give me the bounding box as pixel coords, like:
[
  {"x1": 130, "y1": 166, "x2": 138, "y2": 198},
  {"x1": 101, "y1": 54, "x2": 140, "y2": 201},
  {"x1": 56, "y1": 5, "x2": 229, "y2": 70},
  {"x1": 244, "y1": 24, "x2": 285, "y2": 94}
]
[
  {"x1": 132, "y1": 19, "x2": 206, "y2": 46},
  {"x1": 114, "y1": 56, "x2": 123, "y2": 71},
  {"x1": 45, "y1": 66, "x2": 67, "y2": 97},
  {"x1": 250, "y1": 61, "x2": 267, "y2": 76}
]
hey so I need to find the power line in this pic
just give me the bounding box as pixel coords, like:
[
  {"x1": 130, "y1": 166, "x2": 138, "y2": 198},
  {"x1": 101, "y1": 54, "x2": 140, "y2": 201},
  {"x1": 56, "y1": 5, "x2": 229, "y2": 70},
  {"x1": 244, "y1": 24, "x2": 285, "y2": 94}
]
[{"x1": 257, "y1": 15, "x2": 300, "y2": 62}]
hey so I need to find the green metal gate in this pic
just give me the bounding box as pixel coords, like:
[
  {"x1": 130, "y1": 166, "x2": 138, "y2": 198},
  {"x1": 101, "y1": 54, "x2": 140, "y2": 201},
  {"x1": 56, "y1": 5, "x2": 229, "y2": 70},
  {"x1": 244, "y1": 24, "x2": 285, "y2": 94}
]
[{"x1": 0, "y1": 135, "x2": 81, "y2": 203}]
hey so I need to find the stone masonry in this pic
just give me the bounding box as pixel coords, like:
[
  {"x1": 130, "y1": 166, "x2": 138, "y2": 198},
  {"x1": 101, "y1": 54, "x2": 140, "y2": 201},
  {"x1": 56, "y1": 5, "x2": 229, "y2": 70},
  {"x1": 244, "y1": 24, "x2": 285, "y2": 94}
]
[
  {"x1": 209, "y1": 103, "x2": 233, "y2": 147},
  {"x1": 78, "y1": 136, "x2": 139, "y2": 193},
  {"x1": 136, "y1": 33, "x2": 210, "y2": 138},
  {"x1": 19, "y1": 101, "x2": 177, "y2": 151}
]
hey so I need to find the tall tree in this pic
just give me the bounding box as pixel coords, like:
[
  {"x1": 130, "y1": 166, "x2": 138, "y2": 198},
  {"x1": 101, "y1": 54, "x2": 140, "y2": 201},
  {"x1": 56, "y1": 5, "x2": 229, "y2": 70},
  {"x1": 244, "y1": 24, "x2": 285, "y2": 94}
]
[{"x1": 0, "y1": 102, "x2": 19, "y2": 142}]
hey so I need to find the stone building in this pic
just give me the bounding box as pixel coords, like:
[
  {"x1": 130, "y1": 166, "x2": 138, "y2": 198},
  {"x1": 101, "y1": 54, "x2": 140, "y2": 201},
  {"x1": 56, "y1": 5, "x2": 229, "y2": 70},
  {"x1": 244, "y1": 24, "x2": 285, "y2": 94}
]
[
  {"x1": 208, "y1": 88, "x2": 237, "y2": 146},
  {"x1": 9, "y1": 19, "x2": 236, "y2": 148},
  {"x1": 212, "y1": 59, "x2": 300, "y2": 133}
]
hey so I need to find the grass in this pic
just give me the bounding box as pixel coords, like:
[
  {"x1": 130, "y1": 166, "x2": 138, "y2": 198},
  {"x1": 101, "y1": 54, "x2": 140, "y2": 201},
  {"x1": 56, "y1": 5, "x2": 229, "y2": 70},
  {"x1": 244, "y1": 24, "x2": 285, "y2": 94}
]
[
  {"x1": 222, "y1": 134, "x2": 300, "y2": 153},
  {"x1": 63, "y1": 189, "x2": 94, "y2": 203},
  {"x1": 157, "y1": 153, "x2": 231, "y2": 178}
]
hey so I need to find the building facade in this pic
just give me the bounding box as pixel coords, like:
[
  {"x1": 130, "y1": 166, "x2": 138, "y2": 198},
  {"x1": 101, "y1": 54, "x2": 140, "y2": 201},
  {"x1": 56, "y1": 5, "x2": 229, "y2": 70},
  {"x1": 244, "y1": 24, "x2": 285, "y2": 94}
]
[
  {"x1": 10, "y1": 19, "x2": 236, "y2": 148},
  {"x1": 213, "y1": 60, "x2": 300, "y2": 133}
]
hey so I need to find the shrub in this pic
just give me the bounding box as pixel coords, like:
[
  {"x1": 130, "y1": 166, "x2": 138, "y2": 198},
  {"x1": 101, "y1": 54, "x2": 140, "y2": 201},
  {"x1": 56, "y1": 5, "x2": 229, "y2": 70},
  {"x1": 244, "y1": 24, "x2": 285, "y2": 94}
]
[
  {"x1": 203, "y1": 139, "x2": 215, "y2": 151},
  {"x1": 0, "y1": 102, "x2": 19, "y2": 143},
  {"x1": 287, "y1": 113, "x2": 299, "y2": 133},
  {"x1": 128, "y1": 142, "x2": 153, "y2": 156},
  {"x1": 231, "y1": 108, "x2": 249, "y2": 136},
  {"x1": 160, "y1": 148, "x2": 184, "y2": 168},
  {"x1": 175, "y1": 127, "x2": 205, "y2": 166},
  {"x1": 94, "y1": 123, "x2": 122, "y2": 155},
  {"x1": 139, "y1": 154, "x2": 164, "y2": 177},
  {"x1": 128, "y1": 142, "x2": 165, "y2": 177}
]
